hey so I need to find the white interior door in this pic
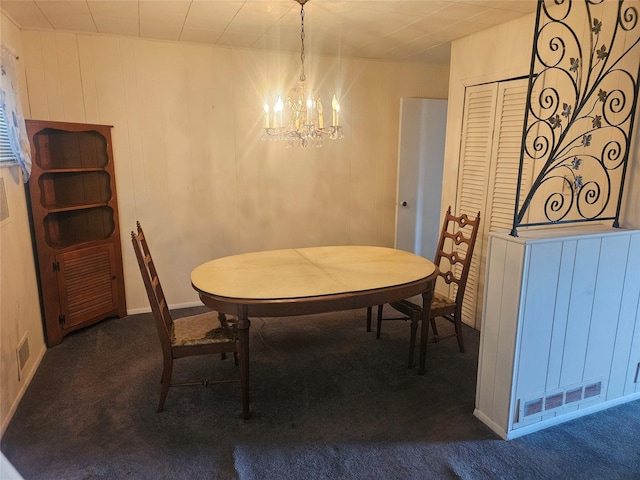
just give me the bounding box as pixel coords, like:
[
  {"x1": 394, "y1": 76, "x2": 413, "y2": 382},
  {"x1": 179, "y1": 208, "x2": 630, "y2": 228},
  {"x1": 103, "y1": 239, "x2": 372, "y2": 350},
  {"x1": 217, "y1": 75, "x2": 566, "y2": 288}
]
[{"x1": 395, "y1": 98, "x2": 448, "y2": 260}]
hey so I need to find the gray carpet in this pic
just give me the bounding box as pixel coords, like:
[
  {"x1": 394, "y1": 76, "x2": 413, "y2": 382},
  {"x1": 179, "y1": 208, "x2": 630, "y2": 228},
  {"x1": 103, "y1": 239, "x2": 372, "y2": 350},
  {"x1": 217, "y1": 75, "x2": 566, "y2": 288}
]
[{"x1": 1, "y1": 306, "x2": 639, "y2": 479}]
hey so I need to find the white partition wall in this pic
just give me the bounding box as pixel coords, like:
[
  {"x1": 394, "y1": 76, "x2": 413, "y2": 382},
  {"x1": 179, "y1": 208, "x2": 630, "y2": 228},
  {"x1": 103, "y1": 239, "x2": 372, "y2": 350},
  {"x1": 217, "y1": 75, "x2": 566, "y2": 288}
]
[{"x1": 475, "y1": 226, "x2": 640, "y2": 439}]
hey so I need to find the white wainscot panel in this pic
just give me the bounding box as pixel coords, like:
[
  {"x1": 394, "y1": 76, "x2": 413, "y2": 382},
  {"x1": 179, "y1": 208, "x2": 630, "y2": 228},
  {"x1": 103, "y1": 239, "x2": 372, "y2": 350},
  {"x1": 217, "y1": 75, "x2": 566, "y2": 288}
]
[{"x1": 474, "y1": 226, "x2": 640, "y2": 439}]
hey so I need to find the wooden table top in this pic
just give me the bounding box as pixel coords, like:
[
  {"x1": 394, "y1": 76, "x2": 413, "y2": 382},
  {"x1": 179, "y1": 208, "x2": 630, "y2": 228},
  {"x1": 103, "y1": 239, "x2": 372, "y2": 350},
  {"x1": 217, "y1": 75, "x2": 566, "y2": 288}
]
[{"x1": 191, "y1": 245, "x2": 436, "y2": 301}]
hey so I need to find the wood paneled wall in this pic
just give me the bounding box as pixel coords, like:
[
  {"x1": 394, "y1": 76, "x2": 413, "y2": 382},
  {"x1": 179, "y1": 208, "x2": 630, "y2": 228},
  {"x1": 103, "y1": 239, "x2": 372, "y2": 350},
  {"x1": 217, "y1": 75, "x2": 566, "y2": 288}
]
[
  {"x1": 1, "y1": 14, "x2": 46, "y2": 436},
  {"x1": 476, "y1": 227, "x2": 640, "y2": 439},
  {"x1": 19, "y1": 30, "x2": 449, "y2": 312}
]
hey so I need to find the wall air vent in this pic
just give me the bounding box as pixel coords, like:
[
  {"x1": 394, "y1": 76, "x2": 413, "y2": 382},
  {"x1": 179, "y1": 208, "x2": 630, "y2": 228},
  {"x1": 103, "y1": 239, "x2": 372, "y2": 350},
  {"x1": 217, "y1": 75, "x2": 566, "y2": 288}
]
[
  {"x1": 16, "y1": 333, "x2": 30, "y2": 381},
  {"x1": 0, "y1": 177, "x2": 9, "y2": 222},
  {"x1": 517, "y1": 378, "x2": 605, "y2": 424}
]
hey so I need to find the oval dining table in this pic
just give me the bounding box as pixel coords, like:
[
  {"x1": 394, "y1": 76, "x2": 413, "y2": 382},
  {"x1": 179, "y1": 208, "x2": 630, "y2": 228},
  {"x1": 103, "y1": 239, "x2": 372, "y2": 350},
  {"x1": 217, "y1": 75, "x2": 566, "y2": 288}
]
[{"x1": 191, "y1": 245, "x2": 438, "y2": 419}]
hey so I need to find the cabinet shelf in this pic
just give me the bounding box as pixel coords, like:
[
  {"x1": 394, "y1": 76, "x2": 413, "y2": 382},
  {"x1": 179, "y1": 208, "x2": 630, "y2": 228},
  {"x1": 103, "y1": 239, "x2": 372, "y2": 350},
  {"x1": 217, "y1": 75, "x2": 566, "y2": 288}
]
[
  {"x1": 40, "y1": 167, "x2": 105, "y2": 174},
  {"x1": 43, "y1": 205, "x2": 115, "y2": 248},
  {"x1": 37, "y1": 171, "x2": 112, "y2": 209},
  {"x1": 43, "y1": 202, "x2": 110, "y2": 214},
  {"x1": 33, "y1": 128, "x2": 109, "y2": 170}
]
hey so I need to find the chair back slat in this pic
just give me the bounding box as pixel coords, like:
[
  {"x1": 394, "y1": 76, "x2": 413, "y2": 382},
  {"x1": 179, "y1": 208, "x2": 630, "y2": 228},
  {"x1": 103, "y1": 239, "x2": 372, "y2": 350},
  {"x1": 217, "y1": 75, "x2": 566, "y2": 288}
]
[
  {"x1": 131, "y1": 222, "x2": 173, "y2": 353},
  {"x1": 433, "y1": 206, "x2": 481, "y2": 306}
]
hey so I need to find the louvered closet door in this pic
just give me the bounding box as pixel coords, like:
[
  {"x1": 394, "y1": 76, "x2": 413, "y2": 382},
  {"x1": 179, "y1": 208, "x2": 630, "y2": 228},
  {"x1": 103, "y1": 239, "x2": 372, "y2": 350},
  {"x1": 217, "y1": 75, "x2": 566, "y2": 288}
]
[
  {"x1": 56, "y1": 244, "x2": 122, "y2": 330},
  {"x1": 456, "y1": 78, "x2": 530, "y2": 329}
]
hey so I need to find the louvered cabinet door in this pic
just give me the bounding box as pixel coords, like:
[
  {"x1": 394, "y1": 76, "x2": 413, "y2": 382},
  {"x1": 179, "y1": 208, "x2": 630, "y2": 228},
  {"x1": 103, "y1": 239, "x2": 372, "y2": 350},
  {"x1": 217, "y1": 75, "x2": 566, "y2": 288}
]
[
  {"x1": 455, "y1": 83, "x2": 498, "y2": 329},
  {"x1": 456, "y1": 79, "x2": 530, "y2": 329},
  {"x1": 476, "y1": 80, "x2": 532, "y2": 327},
  {"x1": 485, "y1": 80, "x2": 532, "y2": 233},
  {"x1": 56, "y1": 244, "x2": 124, "y2": 330}
]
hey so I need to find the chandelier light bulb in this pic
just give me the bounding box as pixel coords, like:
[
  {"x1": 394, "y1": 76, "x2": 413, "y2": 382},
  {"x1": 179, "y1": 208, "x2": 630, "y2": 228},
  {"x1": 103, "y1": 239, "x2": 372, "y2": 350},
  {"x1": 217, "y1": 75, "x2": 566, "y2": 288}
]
[
  {"x1": 263, "y1": 103, "x2": 270, "y2": 128},
  {"x1": 331, "y1": 95, "x2": 340, "y2": 127},
  {"x1": 274, "y1": 97, "x2": 284, "y2": 128},
  {"x1": 306, "y1": 98, "x2": 313, "y2": 124}
]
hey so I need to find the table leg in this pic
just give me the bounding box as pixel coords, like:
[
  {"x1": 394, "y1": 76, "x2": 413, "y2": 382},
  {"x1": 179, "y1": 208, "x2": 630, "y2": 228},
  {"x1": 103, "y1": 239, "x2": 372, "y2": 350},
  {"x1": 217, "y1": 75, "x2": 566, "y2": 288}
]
[
  {"x1": 418, "y1": 282, "x2": 435, "y2": 375},
  {"x1": 238, "y1": 306, "x2": 251, "y2": 419},
  {"x1": 408, "y1": 314, "x2": 418, "y2": 369}
]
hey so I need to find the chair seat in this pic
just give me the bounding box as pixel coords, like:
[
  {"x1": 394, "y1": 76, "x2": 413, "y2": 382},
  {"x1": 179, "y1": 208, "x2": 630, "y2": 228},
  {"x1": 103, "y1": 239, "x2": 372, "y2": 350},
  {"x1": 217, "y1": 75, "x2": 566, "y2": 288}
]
[
  {"x1": 171, "y1": 311, "x2": 237, "y2": 347},
  {"x1": 391, "y1": 292, "x2": 455, "y2": 318},
  {"x1": 430, "y1": 291, "x2": 456, "y2": 317}
]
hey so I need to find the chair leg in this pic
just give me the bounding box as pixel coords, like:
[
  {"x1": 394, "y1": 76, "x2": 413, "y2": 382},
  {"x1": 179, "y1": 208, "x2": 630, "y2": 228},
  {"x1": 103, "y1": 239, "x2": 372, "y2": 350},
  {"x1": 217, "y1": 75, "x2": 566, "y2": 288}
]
[
  {"x1": 375, "y1": 304, "x2": 384, "y2": 339},
  {"x1": 454, "y1": 311, "x2": 465, "y2": 353},
  {"x1": 407, "y1": 311, "x2": 419, "y2": 369},
  {"x1": 366, "y1": 306, "x2": 372, "y2": 332},
  {"x1": 430, "y1": 316, "x2": 440, "y2": 343},
  {"x1": 158, "y1": 357, "x2": 173, "y2": 413},
  {"x1": 238, "y1": 312, "x2": 252, "y2": 420}
]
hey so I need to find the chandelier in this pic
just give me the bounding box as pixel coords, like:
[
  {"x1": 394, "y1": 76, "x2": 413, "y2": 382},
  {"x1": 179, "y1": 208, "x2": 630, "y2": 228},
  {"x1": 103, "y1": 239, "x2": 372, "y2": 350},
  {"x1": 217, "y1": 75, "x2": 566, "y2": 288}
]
[{"x1": 262, "y1": 0, "x2": 343, "y2": 148}]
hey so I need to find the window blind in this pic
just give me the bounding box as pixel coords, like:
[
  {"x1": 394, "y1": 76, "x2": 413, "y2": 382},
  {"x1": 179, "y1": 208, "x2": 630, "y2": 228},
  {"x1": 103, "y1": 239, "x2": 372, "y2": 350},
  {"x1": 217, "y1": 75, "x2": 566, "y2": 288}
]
[{"x1": 0, "y1": 104, "x2": 17, "y2": 163}]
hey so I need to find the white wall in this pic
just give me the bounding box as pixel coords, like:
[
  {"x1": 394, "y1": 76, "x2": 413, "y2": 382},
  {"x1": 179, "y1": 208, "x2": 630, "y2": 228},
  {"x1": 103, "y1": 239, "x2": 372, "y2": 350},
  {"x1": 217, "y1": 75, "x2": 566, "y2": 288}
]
[
  {"x1": 19, "y1": 29, "x2": 449, "y2": 314},
  {"x1": 0, "y1": 15, "x2": 450, "y2": 432},
  {"x1": 0, "y1": 14, "x2": 46, "y2": 436},
  {"x1": 621, "y1": 107, "x2": 640, "y2": 228},
  {"x1": 442, "y1": 13, "x2": 535, "y2": 217}
]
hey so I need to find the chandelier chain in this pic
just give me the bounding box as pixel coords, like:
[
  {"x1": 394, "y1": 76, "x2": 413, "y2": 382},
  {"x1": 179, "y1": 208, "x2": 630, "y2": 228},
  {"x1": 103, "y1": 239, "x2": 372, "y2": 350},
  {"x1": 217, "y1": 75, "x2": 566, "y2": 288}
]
[{"x1": 300, "y1": 2, "x2": 306, "y2": 82}]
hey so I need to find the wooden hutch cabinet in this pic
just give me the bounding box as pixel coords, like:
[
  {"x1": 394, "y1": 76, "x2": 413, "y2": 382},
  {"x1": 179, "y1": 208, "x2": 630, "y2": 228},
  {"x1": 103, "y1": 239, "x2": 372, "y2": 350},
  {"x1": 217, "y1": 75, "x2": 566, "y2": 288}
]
[{"x1": 25, "y1": 120, "x2": 126, "y2": 347}]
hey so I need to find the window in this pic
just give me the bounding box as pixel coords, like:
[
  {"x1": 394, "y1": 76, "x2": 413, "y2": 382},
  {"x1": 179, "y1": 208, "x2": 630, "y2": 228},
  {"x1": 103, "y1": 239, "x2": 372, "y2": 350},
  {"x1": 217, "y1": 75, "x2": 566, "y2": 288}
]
[
  {"x1": 1, "y1": 47, "x2": 31, "y2": 181},
  {"x1": 0, "y1": 102, "x2": 18, "y2": 164}
]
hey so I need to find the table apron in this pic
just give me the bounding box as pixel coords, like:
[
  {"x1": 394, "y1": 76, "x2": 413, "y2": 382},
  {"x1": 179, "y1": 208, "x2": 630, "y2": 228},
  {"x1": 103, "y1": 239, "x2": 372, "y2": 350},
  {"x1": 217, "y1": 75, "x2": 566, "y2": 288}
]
[{"x1": 195, "y1": 276, "x2": 435, "y2": 318}]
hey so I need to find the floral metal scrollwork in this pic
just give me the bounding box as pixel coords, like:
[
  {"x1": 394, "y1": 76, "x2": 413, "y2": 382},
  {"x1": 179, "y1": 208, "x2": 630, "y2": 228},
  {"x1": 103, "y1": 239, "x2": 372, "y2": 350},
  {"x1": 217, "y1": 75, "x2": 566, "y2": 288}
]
[{"x1": 511, "y1": 0, "x2": 640, "y2": 235}]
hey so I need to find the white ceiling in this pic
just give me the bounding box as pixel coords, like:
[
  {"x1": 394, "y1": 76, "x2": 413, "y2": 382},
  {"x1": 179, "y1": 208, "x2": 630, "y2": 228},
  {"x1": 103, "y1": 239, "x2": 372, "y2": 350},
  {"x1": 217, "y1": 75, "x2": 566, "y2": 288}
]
[{"x1": 1, "y1": 0, "x2": 538, "y2": 64}]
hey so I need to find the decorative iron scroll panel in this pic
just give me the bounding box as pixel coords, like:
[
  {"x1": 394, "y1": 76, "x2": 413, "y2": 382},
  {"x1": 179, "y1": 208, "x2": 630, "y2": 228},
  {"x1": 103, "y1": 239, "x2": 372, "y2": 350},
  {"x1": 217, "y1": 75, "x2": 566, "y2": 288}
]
[{"x1": 511, "y1": 0, "x2": 640, "y2": 236}]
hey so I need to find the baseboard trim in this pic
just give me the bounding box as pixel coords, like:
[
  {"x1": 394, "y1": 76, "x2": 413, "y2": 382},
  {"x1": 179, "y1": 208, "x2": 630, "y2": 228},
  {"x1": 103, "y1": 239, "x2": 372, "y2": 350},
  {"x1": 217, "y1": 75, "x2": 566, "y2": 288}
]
[
  {"x1": 127, "y1": 300, "x2": 202, "y2": 316},
  {"x1": 475, "y1": 391, "x2": 640, "y2": 441},
  {"x1": 473, "y1": 409, "x2": 508, "y2": 439},
  {"x1": 506, "y1": 392, "x2": 640, "y2": 440}
]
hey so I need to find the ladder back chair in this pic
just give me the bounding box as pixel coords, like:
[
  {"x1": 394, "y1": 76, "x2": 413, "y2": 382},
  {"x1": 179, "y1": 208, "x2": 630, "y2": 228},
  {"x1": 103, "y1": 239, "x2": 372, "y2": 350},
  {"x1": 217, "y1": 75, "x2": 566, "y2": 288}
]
[
  {"x1": 367, "y1": 206, "x2": 480, "y2": 357},
  {"x1": 131, "y1": 221, "x2": 245, "y2": 412}
]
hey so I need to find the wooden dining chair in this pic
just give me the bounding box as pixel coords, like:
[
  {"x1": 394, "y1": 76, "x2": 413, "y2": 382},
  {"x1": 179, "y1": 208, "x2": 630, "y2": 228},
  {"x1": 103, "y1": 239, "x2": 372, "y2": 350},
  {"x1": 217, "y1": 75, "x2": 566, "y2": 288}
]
[
  {"x1": 131, "y1": 221, "x2": 242, "y2": 412},
  {"x1": 366, "y1": 206, "x2": 480, "y2": 354}
]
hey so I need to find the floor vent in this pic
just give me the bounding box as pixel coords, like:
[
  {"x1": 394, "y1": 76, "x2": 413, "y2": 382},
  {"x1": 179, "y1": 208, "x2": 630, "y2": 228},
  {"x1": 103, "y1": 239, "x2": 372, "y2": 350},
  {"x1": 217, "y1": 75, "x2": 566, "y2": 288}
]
[{"x1": 518, "y1": 378, "x2": 604, "y2": 422}]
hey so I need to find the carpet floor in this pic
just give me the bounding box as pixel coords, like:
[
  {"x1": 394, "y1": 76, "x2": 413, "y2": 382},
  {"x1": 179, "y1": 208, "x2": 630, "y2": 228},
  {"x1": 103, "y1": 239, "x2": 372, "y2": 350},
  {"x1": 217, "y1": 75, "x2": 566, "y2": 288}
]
[{"x1": 2, "y1": 306, "x2": 639, "y2": 479}]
